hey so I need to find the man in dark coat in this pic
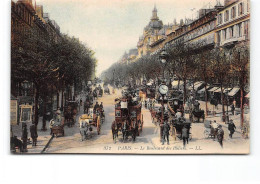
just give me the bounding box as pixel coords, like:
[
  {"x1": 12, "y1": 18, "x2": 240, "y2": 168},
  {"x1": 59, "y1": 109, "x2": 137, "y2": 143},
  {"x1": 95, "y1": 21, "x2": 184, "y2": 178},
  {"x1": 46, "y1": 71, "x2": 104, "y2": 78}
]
[
  {"x1": 217, "y1": 125, "x2": 224, "y2": 148},
  {"x1": 21, "y1": 123, "x2": 28, "y2": 152},
  {"x1": 228, "y1": 120, "x2": 236, "y2": 138},
  {"x1": 93, "y1": 102, "x2": 100, "y2": 113},
  {"x1": 162, "y1": 116, "x2": 170, "y2": 145},
  {"x1": 231, "y1": 104, "x2": 235, "y2": 115},
  {"x1": 182, "y1": 125, "x2": 189, "y2": 147},
  {"x1": 30, "y1": 124, "x2": 38, "y2": 146}
]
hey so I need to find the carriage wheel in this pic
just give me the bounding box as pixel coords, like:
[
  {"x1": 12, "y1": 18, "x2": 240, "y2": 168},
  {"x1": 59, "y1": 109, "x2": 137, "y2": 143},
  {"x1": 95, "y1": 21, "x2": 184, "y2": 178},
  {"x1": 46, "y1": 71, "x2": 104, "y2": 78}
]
[
  {"x1": 203, "y1": 129, "x2": 209, "y2": 139},
  {"x1": 172, "y1": 127, "x2": 177, "y2": 141},
  {"x1": 189, "y1": 128, "x2": 192, "y2": 140},
  {"x1": 141, "y1": 114, "x2": 144, "y2": 131},
  {"x1": 97, "y1": 116, "x2": 101, "y2": 135}
]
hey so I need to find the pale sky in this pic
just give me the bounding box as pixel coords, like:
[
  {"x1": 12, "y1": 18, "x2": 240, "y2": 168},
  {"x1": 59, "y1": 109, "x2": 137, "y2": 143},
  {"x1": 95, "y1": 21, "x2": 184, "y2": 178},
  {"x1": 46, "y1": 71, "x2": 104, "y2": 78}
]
[{"x1": 36, "y1": 0, "x2": 224, "y2": 76}]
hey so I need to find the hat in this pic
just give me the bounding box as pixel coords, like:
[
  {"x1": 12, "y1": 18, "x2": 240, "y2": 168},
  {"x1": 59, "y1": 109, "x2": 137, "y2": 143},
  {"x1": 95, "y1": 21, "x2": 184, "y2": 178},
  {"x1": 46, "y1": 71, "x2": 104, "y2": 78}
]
[{"x1": 56, "y1": 110, "x2": 61, "y2": 114}]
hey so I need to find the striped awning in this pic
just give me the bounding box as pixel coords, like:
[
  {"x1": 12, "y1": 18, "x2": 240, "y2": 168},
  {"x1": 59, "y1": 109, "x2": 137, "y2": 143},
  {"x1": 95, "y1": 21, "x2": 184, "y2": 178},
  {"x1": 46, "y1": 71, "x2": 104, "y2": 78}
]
[
  {"x1": 208, "y1": 87, "x2": 219, "y2": 92},
  {"x1": 228, "y1": 88, "x2": 240, "y2": 97}
]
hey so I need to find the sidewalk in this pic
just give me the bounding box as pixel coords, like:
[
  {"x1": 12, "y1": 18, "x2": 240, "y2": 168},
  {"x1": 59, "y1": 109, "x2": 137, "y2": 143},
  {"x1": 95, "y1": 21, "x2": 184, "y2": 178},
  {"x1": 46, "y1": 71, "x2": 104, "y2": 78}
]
[
  {"x1": 196, "y1": 100, "x2": 250, "y2": 133},
  {"x1": 11, "y1": 117, "x2": 52, "y2": 154}
]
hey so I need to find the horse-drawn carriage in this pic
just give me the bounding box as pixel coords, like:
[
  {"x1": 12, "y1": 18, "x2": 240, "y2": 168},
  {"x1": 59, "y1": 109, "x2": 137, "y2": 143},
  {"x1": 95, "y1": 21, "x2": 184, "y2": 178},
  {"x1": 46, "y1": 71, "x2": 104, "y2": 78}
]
[
  {"x1": 64, "y1": 101, "x2": 78, "y2": 127},
  {"x1": 170, "y1": 118, "x2": 192, "y2": 141},
  {"x1": 167, "y1": 98, "x2": 183, "y2": 116},
  {"x1": 189, "y1": 101, "x2": 205, "y2": 123},
  {"x1": 104, "y1": 86, "x2": 110, "y2": 94},
  {"x1": 78, "y1": 108, "x2": 102, "y2": 141},
  {"x1": 112, "y1": 96, "x2": 144, "y2": 142}
]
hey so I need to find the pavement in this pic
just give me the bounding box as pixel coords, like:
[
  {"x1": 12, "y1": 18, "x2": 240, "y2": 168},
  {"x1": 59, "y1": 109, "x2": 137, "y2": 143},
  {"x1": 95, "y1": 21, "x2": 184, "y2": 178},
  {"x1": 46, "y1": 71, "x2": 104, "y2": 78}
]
[
  {"x1": 11, "y1": 117, "x2": 52, "y2": 154},
  {"x1": 41, "y1": 87, "x2": 250, "y2": 154}
]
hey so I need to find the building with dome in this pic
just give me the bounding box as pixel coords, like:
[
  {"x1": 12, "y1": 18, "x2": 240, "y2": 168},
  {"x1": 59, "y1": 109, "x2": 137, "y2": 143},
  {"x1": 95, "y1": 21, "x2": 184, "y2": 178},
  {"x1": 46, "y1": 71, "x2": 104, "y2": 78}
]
[{"x1": 137, "y1": 6, "x2": 179, "y2": 58}]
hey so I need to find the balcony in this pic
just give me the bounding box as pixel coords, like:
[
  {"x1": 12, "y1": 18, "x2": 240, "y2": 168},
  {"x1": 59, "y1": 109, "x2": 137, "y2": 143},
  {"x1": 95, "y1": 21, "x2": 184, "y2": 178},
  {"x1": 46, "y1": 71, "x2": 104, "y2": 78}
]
[{"x1": 220, "y1": 35, "x2": 246, "y2": 47}]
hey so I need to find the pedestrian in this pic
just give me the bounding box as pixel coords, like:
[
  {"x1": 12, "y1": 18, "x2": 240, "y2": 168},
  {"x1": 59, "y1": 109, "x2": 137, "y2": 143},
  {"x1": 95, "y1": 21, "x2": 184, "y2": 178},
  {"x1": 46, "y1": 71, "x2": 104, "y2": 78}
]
[
  {"x1": 49, "y1": 114, "x2": 57, "y2": 135},
  {"x1": 231, "y1": 104, "x2": 235, "y2": 115},
  {"x1": 30, "y1": 124, "x2": 38, "y2": 146},
  {"x1": 217, "y1": 125, "x2": 224, "y2": 148},
  {"x1": 182, "y1": 125, "x2": 189, "y2": 148},
  {"x1": 228, "y1": 119, "x2": 236, "y2": 138},
  {"x1": 211, "y1": 120, "x2": 219, "y2": 140},
  {"x1": 80, "y1": 98, "x2": 83, "y2": 106},
  {"x1": 21, "y1": 123, "x2": 28, "y2": 152},
  {"x1": 162, "y1": 115, "x2": 170, "y2": 145}
]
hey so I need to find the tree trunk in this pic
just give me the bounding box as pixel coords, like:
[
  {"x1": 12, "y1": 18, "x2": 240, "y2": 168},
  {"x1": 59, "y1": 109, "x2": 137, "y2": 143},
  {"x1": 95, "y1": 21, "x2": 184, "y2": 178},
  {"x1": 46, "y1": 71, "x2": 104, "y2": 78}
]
[
  {"x1": 57, "y1": 92, "x2": 60, "y2": 109},
  {"x1": 183, "y1": 79, "x2": 187, "y2": 105},
  {"x1": 34, "y1": 85, "x2": 40, "y2": 127},
  {"x1": 177, "y1": 78, "x2": 180, "y2": 90},
  {"x1": 61, "y1": 88, "x2": 64, "y2": 111},
  {"x1": 240, "y1": 87, "x2": 244, "y2": 128},
  {"x1": 220, "y1": 85, "x2": 225, "y2": 116},
  {"x1": 204, "y1": 85, "x2": 208, "y2": 116},
  {"x1": 41, "y1": 94, "x2": 47, "y2": 131}
]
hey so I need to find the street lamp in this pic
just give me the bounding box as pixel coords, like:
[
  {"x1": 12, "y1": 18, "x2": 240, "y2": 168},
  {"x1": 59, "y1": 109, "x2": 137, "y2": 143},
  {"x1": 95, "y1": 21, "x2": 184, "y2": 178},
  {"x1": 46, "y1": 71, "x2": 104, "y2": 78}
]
[{"x1": 158, "y1": 49, "x2": 169, "y2": 142}]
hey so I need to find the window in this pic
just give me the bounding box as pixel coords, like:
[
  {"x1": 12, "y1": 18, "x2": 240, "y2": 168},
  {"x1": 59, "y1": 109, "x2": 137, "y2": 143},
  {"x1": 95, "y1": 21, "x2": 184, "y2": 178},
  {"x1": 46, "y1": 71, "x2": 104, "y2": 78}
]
[
  {"x1": 244, "y1": 21, "x2": 249, "y2": 39},
  {"x1": 225, "y1": 10, "x2": 229, "y2": 22},
  {"x1": 247, "y1": 0, "x2": 250, "y2": 12},
  {"x1": 231, "y1": 6, "x2": 236, "y2": 19},
  {"x1": 238, "y1": 3, "x2": 244, "y2": 15},
  {"x1": 238, "y1": 23, "x2": 242, "y2": 37},
  {"x1": 217, "y1": 31, "x2": 221, "y2": 43},
  {"x1": 230, "y1": 26, "x2": 234, "y2": 38},
  {"x1": 218, "y1": 13, "x2": 223, "y2": 24},
  {"x1": 222, "y1": 29, "x2": 226, "y2": 40}
]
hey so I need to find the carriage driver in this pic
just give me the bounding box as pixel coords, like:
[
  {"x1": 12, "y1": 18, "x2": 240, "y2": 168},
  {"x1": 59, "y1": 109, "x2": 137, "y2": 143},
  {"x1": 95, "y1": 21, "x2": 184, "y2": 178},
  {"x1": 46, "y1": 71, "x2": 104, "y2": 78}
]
[
  {"x1": 100, "y1": 102, "x2": 104, "y2": 109},
  {"x1": 94, "y1": 102, "x2": 100, "y2": 113}
]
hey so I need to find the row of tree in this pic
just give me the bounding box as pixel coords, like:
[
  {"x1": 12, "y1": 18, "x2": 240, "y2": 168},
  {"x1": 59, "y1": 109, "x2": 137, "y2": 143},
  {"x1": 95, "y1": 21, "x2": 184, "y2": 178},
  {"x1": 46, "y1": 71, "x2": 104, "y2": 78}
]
[
  {"x1": 11, "y1": 29, "x2": 97, "y2": 130},
  {"x1": 101, "y1": 42, "x2": 249, "y2": 127}
]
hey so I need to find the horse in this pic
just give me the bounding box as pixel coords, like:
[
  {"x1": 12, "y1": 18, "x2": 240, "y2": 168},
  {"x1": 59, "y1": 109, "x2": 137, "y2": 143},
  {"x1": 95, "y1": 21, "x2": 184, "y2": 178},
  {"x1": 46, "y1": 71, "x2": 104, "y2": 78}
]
[
  {"x1": 93, "y1": 90, "x2": 97, "y2": 100},
  {"x1": 130, "y1": 120, "x2": 138, "y2": 142},
  {"x1": 122, "y1": 120, "x2": 128, "y2": 142},
  {"x1": 79, "y1": 120, "x2": 89, "y2": 141},
  {"x1": 111, "y1": 121, "x2": 118, "y2": 143}
]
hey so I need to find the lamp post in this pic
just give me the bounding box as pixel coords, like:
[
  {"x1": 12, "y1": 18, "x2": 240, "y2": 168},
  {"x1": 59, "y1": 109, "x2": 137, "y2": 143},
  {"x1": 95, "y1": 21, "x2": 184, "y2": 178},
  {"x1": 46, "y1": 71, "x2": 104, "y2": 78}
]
[{"x1": 158, "y1": 49, "x2": 169, "y2": 142}]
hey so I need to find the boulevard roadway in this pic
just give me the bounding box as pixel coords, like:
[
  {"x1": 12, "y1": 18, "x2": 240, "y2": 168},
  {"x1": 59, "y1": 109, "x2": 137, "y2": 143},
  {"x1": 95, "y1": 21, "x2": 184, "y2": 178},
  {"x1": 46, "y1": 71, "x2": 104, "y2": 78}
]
[{"x1": 46, "y1": 88, "x2": 249, "y2": 154}]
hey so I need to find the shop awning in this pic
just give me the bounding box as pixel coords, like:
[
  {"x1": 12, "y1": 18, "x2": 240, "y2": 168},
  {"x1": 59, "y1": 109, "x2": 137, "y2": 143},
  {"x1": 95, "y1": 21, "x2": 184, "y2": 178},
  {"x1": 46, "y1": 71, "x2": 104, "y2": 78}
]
[
  {"x1": 245, "y1": 92, "x2": 250, "y2": 98},
  {"x1": 214, "y1": 88, "x2": 232, "y2": 93},
  {"x1": 228, "y1": 87, "x2": 240, "y2": 97},
  {"x1": 193, "y1": 81, "x2": 204, "y2": 91},
  {"x1": 172, "y1": 81, "x2": 184, "y2": 88},
  {"x1": 197, "y1": 86, "x2": 211, "y2": 94},
  {"x1": 208, "y1": 87, "x2": 220, "y2": 92}
]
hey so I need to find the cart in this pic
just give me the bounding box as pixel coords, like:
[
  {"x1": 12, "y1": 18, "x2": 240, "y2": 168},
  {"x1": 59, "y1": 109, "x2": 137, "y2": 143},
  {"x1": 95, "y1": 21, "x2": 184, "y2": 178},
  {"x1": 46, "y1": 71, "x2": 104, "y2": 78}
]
[{"x1": 52, "y1": 124, "x2": 64, "y2": 137}]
